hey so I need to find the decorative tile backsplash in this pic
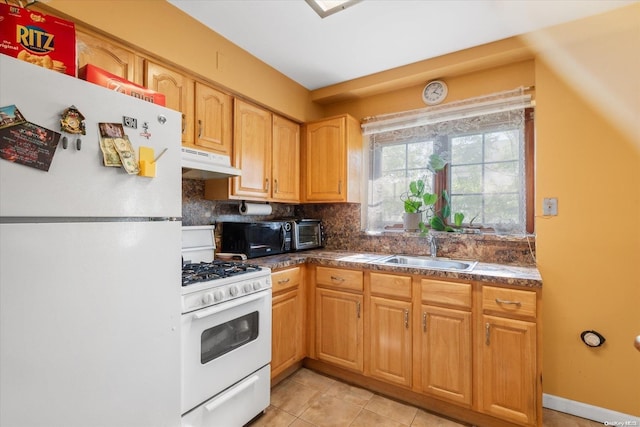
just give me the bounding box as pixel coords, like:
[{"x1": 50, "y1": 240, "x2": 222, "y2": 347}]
[
  {"x1": 183, "y1": 179, "x2": 536, "y2": 266},
  {"x1": 182, "y1": 179, "x2": 294, "y2": 226}
]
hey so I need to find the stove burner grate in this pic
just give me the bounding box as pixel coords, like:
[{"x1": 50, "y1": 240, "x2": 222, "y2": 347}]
[{"x1": 182, "y1": 260, "x2": 262, "y2": 286}]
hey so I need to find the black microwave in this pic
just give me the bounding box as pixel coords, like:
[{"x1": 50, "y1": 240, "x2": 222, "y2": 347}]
[{"x1": 219, "y1": 221, "x2": 292, "y2": 259}]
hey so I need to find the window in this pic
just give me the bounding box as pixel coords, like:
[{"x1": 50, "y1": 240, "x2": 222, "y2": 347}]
[{"x1": 364, "y1": 90, "x2": 534, "y2": 234}]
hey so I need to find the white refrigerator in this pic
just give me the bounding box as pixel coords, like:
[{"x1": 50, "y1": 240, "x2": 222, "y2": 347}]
[{"x1": 0, "y1": 56, "x2": 182, "y2": 427}]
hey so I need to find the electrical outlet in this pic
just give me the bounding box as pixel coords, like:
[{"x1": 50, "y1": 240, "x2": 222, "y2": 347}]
[{"x1": 543, "y1": 198, "x2": 558, "y2": 216}]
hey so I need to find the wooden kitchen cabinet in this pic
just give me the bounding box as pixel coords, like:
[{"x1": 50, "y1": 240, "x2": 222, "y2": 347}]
[
  {"x1": 316, "y1": 288, "x2": 363, "y2": 372},
  {"x1": 302, "y1": 114, "x2": 362, "y2": 203},
  {"x1": 271, "y1": 115, "x2": 300, "y2": 203},
  {"x1": 367, "y1": 273, "x2": 412, "y2": 388},
  {"x1": 194, "y1": 83, "x2": 233, "y2": 155},
  {"x1": 228, "y1": 99, "x2": 272, "y2": 199},
  {"x1": 418, "y1": 279, "x2": 472, "y2": 406},
  {"x1": 307, "y1": 265, "x2": 541, "y2": 427},
  {"x1": 315, "y1": 267, "x2": 364, "y2": 372},
  {"x1": 478, "y1": 286, "x2": 539, "y2": 426},
  {"x1": 76, "y1": 29, "x2": 142, "y2": 84},
  {"x1": 145, "y1": 61, "x2": 195, "y2": 145},
  {"x1": 271, "y1": 267, "x2": 305, "y2": 380},
  {"x1": 206, "y1": 105, "x2": 300, "y2": 202},
  {"x1": 145, "y1": 62, "x2": 232, "y2": 156}
]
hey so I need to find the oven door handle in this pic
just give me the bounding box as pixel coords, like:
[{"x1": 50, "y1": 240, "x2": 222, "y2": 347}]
[
  {"x1": 204, "y1": 374, "x2": 260, "y2": 413},
  {"x1": 192, "y1": 291, "x2": 267, "y2": 320}
]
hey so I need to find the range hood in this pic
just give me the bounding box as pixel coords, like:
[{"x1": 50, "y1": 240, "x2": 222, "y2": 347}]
[{"x1": 181, "y1": 147, "x2": 241, "y2": 180}]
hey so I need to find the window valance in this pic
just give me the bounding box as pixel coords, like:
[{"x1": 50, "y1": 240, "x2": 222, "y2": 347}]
[{"x1": 361, "y1": 87, "x2": 532, "y2": 136}]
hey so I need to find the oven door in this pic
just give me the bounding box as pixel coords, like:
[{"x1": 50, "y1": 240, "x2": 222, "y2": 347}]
[{"x1": 181, "y1": 289, "x2": 272, "y2": 415}]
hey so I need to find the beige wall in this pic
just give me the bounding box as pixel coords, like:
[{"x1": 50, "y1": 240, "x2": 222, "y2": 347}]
[
  {"x1": 40, "y1": 0, "x2": 640, "y2": 417},
  {"x1": 532, "y1": 4, "x2": 640, "y2": 416},
  {"x1": 43, "y1": 0, "x2": 323, "y2": 122}
]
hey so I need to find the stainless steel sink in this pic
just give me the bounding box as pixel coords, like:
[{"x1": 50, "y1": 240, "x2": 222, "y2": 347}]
[{"x1": 373, "y1": 255, "x2": 477, "y2": 272}]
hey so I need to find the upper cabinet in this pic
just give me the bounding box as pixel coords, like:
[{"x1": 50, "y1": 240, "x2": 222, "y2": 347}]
[
  {"x1": 302, "y1": 114, "x2": 362, "y2": 203},
  {"x1": 145, "y1": 61, "x2": 195, "y2": 145},
  {"x1": 205, "y1": 100, "x2": 300, "y2": 203},
  {"x1": 145, "y1": 61, "x2": 232, "y2": 156},
  {"x1": 271, "y1": 115, "x2": 300, "y2": 203},
  {"x1": 76, "y1": 29, "x2": 142, "y2": 84},
  {"x1": 230, "y1": 99, "x2": 272, "y2": 199},
  {"x1": 194, "y1": 83, "x2": 233, "y2": 156}
]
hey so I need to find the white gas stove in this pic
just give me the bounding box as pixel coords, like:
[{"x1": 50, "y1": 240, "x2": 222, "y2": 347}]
[{"x1": 180, "y1": 225, "x2": 272, "y2": 427}]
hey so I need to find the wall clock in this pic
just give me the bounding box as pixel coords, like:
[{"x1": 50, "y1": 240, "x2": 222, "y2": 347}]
[{"x1": 422, "y1": 80, "x2": 448, "y2": 105}]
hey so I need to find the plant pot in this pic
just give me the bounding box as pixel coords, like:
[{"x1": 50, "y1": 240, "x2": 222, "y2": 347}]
[{"x1": 403, "y1": 212, "x2": 422, "y2": 231}]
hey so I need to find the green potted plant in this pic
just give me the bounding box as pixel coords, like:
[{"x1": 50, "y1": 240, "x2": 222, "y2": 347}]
[
  {"x1": 400, "y1": 154, "x2": 445, "y2": 231},
  {"x1": 401, "y1": 153, "x2": 471, "y2": 233}
]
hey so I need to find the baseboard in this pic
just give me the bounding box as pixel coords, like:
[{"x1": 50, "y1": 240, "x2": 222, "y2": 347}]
[{"x1": 543, "y1": 394, "x2": 640, "y2": 424}]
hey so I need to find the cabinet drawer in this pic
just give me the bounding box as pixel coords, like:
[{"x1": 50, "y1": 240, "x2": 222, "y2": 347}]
[
  {"x1": 421, "y1": 279, "x2": 471, "y2": 309},
  {"x1": 316, "y1": 267, "x2": 363, "y2": 292},
  {"x1": 272, "y1": 267, "x2": 301, "y2": 294},
  {"x1": 482, "y1": 286, "x2": 536, "y2": 319},
  {"x1": 370, "y1": 272, "x2": 411, "y2": 300}
]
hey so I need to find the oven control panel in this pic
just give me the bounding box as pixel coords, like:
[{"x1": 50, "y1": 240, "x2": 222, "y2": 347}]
[{"x1": 181, "y1": 270, "x2": 272, "y2": 314}]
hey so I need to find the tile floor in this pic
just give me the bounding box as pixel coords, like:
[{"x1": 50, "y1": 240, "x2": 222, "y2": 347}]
[{"x1": 248, "y1": 368, "x2": 604, "y2": 427}]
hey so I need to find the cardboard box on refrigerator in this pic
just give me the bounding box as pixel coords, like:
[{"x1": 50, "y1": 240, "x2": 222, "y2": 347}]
[
  {"x1": 0, "y1": 3, "x2": 76, "y2": 76},
  {"x1": 79, "y1": 64, "x2": 166, "y2": 106}
]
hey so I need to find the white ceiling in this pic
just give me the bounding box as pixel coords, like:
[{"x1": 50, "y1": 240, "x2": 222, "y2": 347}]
[{"x1": 168, "y1": 0, "x2": 637, "y2": 90}]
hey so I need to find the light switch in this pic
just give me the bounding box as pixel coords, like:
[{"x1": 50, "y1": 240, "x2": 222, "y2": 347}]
[{"x1": 543, "y1": 198, "x2": 558, "y2": 216}]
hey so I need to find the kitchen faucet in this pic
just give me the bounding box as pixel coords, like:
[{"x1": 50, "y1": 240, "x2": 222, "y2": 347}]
[{"x1": 427, "y1": 232, "x2": 437, "y2": 258}]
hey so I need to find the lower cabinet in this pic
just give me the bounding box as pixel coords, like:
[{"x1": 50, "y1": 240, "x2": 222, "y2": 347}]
[
  {"x1": 367, "y1": 272, "x2": 412, "y2": 387},
  {"x1": 308, "y1": 267, "x2": 541, "y2": 427},
  {"x1": 478, "y1": 286, "x2": 539, "y2": 425},
  {"x1": 418, "y1": 279, "x2": 472, "y2": 406},
  {"x1": 314, "y1": 267, "x2": 364, "y2": 372},
  {"x1": 420, "y1": 305, "x2": 472, "y2": 405},
  {"x1": 271, "y1": 267, "x2": 304, "y2": 380},
  {"x1": 315, "y1": 287, "x2": 364, "y2": 372}
]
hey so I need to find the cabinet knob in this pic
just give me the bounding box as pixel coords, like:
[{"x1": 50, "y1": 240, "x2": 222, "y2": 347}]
[{"x1": 635, "y1": 335, "x2": 640, "y2": 352}]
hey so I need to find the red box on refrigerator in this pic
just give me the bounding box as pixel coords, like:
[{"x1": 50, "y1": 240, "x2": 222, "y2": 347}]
[
  {"x1": 79, "y1": 64, "x2": 166, "y2": 106},
  {"x1": 0, "y1": 3, "x2": 76, "y2": 77}
]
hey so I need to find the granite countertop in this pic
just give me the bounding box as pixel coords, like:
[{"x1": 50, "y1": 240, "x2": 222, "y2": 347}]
[{"x1": 247, "y1": 250, "x2": 542, "y2": 288}]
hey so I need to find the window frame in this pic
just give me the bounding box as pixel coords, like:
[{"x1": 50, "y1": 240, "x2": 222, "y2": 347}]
[{"x1": 367, "y1": 108, "x2": 535, "y2": 234}]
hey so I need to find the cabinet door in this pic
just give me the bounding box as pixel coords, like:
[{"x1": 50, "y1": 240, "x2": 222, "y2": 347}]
[
  {"x1": 304, "y1": 117, "x2": 346, "y2": 202},
  {"x1": 479, "y1": 315, "x2": 537, "y2": 425},
  {"x1": 145, "y1": 62, "x2": 194, "y2": 144},
  {"x1": 271, "y1": 115, "x2": 300, "y2": 203},
  {"x1": 194, "y1": 83, "x2": 232, "y2": 156},
  {"x1": 420, "y1": 305, "x2": 472, "y2": 406},
  {"x1": 76, "y1": 30, "x2": 139, "y2": 83},
  {"x1": 316, "y1": 288, "x2": 363, "y2": 372},
  {"x1": 368, "y1": 296, "x2": 412, "y2": 387},
  {"x1": 271, "y1": 288, "x2": 303, "y2": 379},
  {"x1": 231, "y1": 100, "x2": 272, "y2": 200}
]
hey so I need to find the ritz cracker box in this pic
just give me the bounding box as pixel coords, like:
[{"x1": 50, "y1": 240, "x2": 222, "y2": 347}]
[{"x1": 0, "y1": 3, "x2": 76, "y2": 76}]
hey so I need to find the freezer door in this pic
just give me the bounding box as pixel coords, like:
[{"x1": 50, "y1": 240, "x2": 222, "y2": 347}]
[
  {"x1": 0, "y1": 56, "x2": 181, "y2": 218},
  {"x1": 0, "y1": 222, "x2": 181, "y2": 427}
]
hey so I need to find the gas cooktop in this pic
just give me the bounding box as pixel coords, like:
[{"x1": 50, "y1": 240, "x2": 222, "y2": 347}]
[{"x1": 182, "y1": 261, "x2": 262, "y2": 286}]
